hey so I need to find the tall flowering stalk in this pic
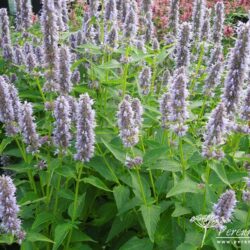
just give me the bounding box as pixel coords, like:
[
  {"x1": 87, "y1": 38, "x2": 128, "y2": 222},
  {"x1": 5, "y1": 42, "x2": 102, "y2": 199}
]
[
  {"x1": 212, "y1": 2, "x2": 225, "y2": 44},
  {"x1": 105, "y1": 26, "x2": 119, "y2": 49},
  {"x1": 19, "y1": 101, "x2": 40, "y2": 154},
  {"x1": 168, "y1": 0, "x2": 179, "y2": 37},
  {"x1": 0, "y1": 8, "x2": 11, "y2": 47},
  {"x1": 117, "y1": 96, "x2": 139, "y2": 148},
  {"x1": 53, "y1": 96, "x2": 71, "y2": 153},
  {"x1": 75, "y1": 94, "x2": 96, "y2": 162},
  {"x1": 201, "y1": 7, "x2": 211, "y2": 41},
  {"x1": 15, "y1": 0, "x2": 22, "y2": 31},
  {"x1": 58, "y1": 46, "x2": 72, "y2": 94},
  {"x1": 123, "y1": 7, "x2": 138, "y2": 43},
  {"x1": 0, "y1": 76, "x2": 18, "y2": 136},
  {"x1": 61, "y1": 0, "x2": 69, "y2": 30},
  {"x1": 54, "y1": 0, "x2": 65, "y2": 31},
  {"x1": 142, "y1": 0, "x2": 152, "y2": 13},
  {"x1": 192, "y1": 0, "x2": 206, "y2": 42},
  {"x1": 169, "y1": 68, "x2": 189, "y2": 136},
  {"x1": 105, "y1": 0, "x2": 118, "y2": 23},
  {"x1": 222, "y1": 22, "x2": 250, "y2": 115},
  {"x1": 131, "y1": 98, "x2": 143, "y2": 129},
  {"x1": 212, "y1": 190, "x2": 237, "y2": 230},
  {"x1": 145, "y1": 11, "x2": 154, "y2": 43},
  {"x1": 89, "y1": 0, "x2": 99, "y2": 17},
  {"x1": 41, "y1": 0, "x2": 60, "y2": 92},
  {"x1": 241, "y1": 86, "x2": 250, "y2": 122},
  {"x1": 22, "y1": 0, "x2": 33, "y2": 31},
  {"x1": 159, "y1": 91, "x2": 171, "y2": 129},
  {"x1": 139, "y1": 66, "x2": 152, "y2": 95},
  {"x1": 175, "y1": 22, "x2": 191, "y2": 69},
  {"x1": 202, "y1": 103, "x2": 228, "y2": 159},
  {"x1": 0, "y1": 175, "x2": 25, "y2": 244}
]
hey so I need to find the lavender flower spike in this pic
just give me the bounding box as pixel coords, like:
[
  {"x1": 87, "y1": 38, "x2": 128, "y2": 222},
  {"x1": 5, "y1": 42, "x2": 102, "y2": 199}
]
[
  {"x1": 0, "y1": 175, "x2": 25, "y2": 243},
  {"x1": 212, "y1": 190, "x2": 237, "y2": 229},
  {"x1": 131, "y1": 98, "x2": 143, "y2": 129},
  {"x1": 53, "y1": 96, "x2": 71, "y2": 153},
  {"x1": 169, "y1": 68, "x2": 189, "y2": 136},
  {"x1": 202, "y1": 103, "x2": 228, "y2": 159},
  {"x1": 75, "y1": 94, "x2": 96, "y2": 162},
  {"x1": 0, "y1": 76, "x2": 18, "y2": 136},
  {"x1": 58, "y1": 45, "x2": 72, "y2": 94},
  {"x1": 0, "y1": 8, "x2": 11, "y2": 47},
  {"x1": 192, "y1": 0, "x2": 206, "y2": 42},
  {"x1": 159, "y1": 91, "x2": 171, "y2": 129},
  {"x1": 201, "y1": 7, "x2": 211, "y2": 41},
  {"x1": 139, "y1": 66, "x2": 152, "y2": 95},
  {"x1": 41, "y1": 0, "x2": 60, "y2": 92},
  {"x1": 106, "y1": 25, "x2": 119, "y2": 49},
  {"x1": 123, "y1": 7, "x2": 138, "y2": 42},
  {"x1": 142, "y1": 0, "x2": 152, "y2": 13},
  {"x1": 241, "y1": 86, "x2": 250, "y2": 122},
  {"x1": 212, "y1": 1, "x2": 225, "y2": 44},
  {"x1": 168, "y1": 0, "x2": 179, "y2": 37},
  {"x1": 22, "y1": 0, "x2": 33, "y2": 30},
  {"x1": 222, "y1": 22, "x2": 250, "y2": 115},
  {"x1": 117, "y1": 96, "x2": 139, "y2": 148},
  {"x1": 19, "y1": 101, "x2": 40, "y2": 154},
  {"x1": 15, "y1": 0, "x2": 22, "y2": 31},
  {"x1": 176, "y1": 22, "x2": 191, "y2": 68},
  {"x1": 105, "y1": 0, "x2": 117, "y2": 23}
]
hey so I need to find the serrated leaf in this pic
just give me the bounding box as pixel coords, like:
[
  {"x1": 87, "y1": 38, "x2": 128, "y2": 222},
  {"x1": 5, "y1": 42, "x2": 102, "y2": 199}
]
[
  {"x1": 140, "y1": 205, "x2": 161, "y2": 242},
  {"x1": 26, "y1": 232, "x2": 54, "y2": 243},
  {"x1": 83, "y1": 176, "x2": 111, "y2": 192},
  {"x1": 167, "y1": 178, "x2": 200, "y2": 198},
  {"x1": 31, "y1": 212, "x2": 54, "y2": 230},
  {"x1": 210, "y1": 162, "x2": 231, "y2": 187},
  {"x1": 52, "y1": 223, "x2": 72, "y2": 250},
  {"x1": 119, "y1": 236, "x2": 153, "y2": 250},
  {"x1": 113, "y1": 185, "x2": 130, "y2": 212}
]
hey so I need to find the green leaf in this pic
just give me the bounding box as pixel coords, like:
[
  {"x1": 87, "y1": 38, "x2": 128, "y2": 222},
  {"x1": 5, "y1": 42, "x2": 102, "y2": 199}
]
[
  {"x1": 31, "y1": 212, "x2": 54, "y2": 230},
  {"x1": 53, "y1": 223, "x2": 72, "y2": 250},
  {"x1": 166, "y1": 178, "x2": 201, "y2": 198},
  {"x1": 176, "y1": 243, "x2": 197, "y2": 250},
  {"x1": 140, "y1": 205, "x2": 161, "y2": 242},
  {"x1": 172, "y1": 204, "x2": 191, "y2": 217},
  {"x1": 210, "y1": 162, "x2": 231, "y2": 187},
  {"x1": 101, "y1": 138, "x2": 126, "y2": 163},
  {"x1": 119, "y1": 236, "x2": 153, "y2": 250},
  {"x1": 113, "y1": 185, "x2": 130, "y2": 212},
  {"x1": 71, "y1": 230, "x2": 96, "y2": 243},
  {"x1": 83, "y1": 176, "x2": 111, "y2": 192},
  {"x1": 0, "y1": 138, "x2": 12, "y2": 153},
  {"x1": 98, "y1": 59, "x2": 121, "y2": 69},
  {"x1": 26, "y1": 232, "x2": 54, "y2": 243},
  {"x1": 68, "y1": 193, "x2": 86, "y2": 219},
  {"x1": 143, "y1": 146, "x2": 168, "y2": 163},
  {"x1": 146, "y1": 159, "x2": 181, "y2": 172}
]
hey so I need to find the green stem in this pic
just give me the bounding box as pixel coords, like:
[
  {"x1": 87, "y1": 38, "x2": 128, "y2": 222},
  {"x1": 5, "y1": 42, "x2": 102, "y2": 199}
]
[
  {"x1": 122, "y1": 48, "x2": 129, "y2": 97},
  {"x1": 179, "y1": 137, "x2": 186, "y2": 178},
  {"x1": 65, "y1": 163, "x2": 84, "y2": 249},
  {"x1": 201, "y1": 227, "x2": 208, "y2": 248},
  {"x1": 135, "y1": 167, "x2": 147, "y2": 205}
]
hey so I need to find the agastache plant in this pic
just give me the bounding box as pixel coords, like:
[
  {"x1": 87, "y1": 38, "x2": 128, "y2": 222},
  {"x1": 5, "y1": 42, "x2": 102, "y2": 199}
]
[
  {"x1": 41, "y1": 0, "x2": 60, "y2": 92},
  {"x1": 212, "y1": 190, "x2": 237, "y2": 230},
  {"x1": 0, "y1": 175, "x2": 25, "y2": 244},
  {"x1": 0, "y1": 8, "x2": 11, "y2": 47},
  {"x1": 212, "y1": 1, "x2": 225, "y2": 44},
  {"x1": 139, "y1": 66, "x2": 152, "y2": 95},
  {"x1": 104, "y1": 0, "x2": 117, "y2": 23},
  {"x1": 123, "y1": 7, "x2": 138, "y2": 43},
  {"x1": 175, "y1": 22, "x2": 191, "y2": 69},
  {"x1": 0, "y1": 76, "x2": 18, "y2": 136},
  {"x1": 241, "y1": 86, "x2": 250, "y2": 122},
  {"x1": 58, "y1": 45, "x2": 72, "y2": 94},
  {"x1": 21, "y1": 0, "x2": 33, "y2": 31},
  {"x1": 159, "y1": 91, "x2": 171, "y2": 129},
  {"x1": 142, "y1": 0, "x2": 152, "y2": 13},
  {"x1": 117, "y1": 96, "x2": 139, "y2": 148},
  {"x1": 131, "y1": 98, "x2": 143, "y2": 129},
  {"x1": 201, "y1": 7, "x2": 211, "y2": 41},
  {"x1": 222, "y1": 22, "x2": 250, "y2": 116},
  {"x1": 192, "y1": 0, "x2": 206, "y2": 42},
  {"x1": 19, "y1": 101, "x2": 40, "y2": 154},
  {"x1": 74, "y1": 94, "x2": 96, "y2": 162},
  {"x1": 202, "y1": 103, "x2": 228, "y2": 159},
  {"x1": 53, "y1": 96, "x2": 72, "y2": 154},
  {"x1": 169, "y1": 68, "x2": 189, "y2": 136},
  {"x1": 168, "y1": 0, "x2": 179, "y2": 37},
  {"x1": 15, "y1": 0, "x2": 22, "y2": 31}
]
